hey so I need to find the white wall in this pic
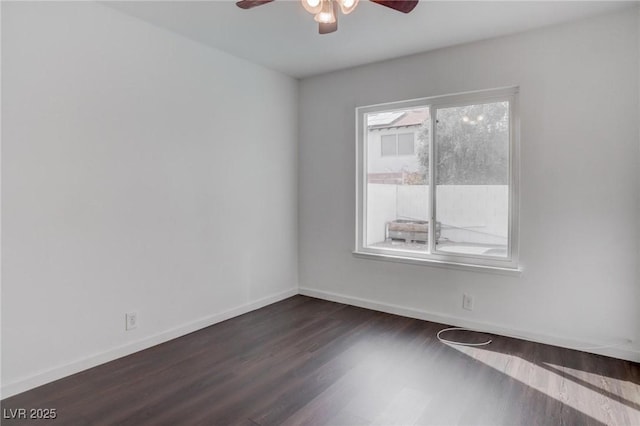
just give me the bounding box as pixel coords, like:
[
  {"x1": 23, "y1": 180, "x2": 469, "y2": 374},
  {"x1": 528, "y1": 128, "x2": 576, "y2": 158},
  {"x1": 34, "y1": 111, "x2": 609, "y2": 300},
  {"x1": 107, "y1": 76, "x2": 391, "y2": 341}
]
[
  {"x1": 299, "y1": 8, "x2": 640, "y2": 361},
  {"x1": 366, "y1": 184, "x2": 508, "y2": 246},
  {"x1": 1, "y1": 2, "x2": 298, "y2": 396}
]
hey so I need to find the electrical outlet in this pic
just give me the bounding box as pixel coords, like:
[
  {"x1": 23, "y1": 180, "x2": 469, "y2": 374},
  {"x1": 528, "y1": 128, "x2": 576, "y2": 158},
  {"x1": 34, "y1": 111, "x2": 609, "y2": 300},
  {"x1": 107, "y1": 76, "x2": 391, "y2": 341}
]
[
  {"x1": 462, "y1": 294, "x2": 474, "y2": 311},
  {"x1": 125, "y1": 312, "x2": 138, "y2": 330}
]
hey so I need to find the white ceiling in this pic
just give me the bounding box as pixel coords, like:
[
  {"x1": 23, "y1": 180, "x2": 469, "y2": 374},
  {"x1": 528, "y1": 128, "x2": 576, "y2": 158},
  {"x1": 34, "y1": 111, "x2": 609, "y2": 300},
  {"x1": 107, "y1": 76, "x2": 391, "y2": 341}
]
[{"x1": 107, "y1": 1, "x2": 636, "y2": 78}]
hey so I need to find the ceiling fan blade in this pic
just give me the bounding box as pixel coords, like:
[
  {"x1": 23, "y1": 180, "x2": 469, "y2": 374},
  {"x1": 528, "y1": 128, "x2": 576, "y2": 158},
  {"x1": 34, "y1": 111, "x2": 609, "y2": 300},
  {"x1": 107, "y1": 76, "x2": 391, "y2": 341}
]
[
  {"x1": 236, "y1": 0, "x2": 275, "y2": 10},
  {"x1": 369, "y1": 0, "x2": 419, "y2": 13}
]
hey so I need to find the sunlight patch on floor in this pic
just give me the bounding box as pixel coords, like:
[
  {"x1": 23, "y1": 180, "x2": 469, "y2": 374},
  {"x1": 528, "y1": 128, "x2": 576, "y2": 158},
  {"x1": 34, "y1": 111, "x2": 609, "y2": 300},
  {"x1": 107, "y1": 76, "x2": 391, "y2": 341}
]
[
  {"x1": 370, "y1": 387, "x2": 431, "y2": 426},
  {"x1": 543, "y1": 363, "x2": 640, "y2": 408},
  {"x1": 448, "y1": 344, "x2": 640, "y2": 425}
]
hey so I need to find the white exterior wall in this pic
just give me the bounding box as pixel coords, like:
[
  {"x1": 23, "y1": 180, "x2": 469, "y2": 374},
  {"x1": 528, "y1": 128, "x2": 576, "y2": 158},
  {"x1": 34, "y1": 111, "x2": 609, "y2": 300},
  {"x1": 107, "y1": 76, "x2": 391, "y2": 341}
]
[{"x1": 366, "y1": 185, "x2": 508, "y2": 246}]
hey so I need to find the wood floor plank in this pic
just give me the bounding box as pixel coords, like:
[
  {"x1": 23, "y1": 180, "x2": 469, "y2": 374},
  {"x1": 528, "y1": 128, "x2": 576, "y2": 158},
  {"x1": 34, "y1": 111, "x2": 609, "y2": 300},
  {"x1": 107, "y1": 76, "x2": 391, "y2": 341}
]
[{"x1": 2, "y1": 295, "x2": 639, "y2": 425}]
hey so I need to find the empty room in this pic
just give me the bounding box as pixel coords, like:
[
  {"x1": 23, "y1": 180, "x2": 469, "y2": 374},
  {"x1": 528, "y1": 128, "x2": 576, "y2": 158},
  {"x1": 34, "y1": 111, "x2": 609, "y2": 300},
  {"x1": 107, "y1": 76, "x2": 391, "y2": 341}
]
[{"x1": 1, "y1": 0, "x2": 639, "y2": 424}]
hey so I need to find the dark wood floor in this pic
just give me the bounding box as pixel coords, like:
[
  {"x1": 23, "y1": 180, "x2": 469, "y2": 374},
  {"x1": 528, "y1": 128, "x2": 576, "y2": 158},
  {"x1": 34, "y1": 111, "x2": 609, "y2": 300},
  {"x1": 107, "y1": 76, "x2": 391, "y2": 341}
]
[{"x1": 2, "y1": 295, "x2": 639, "y2": 425}]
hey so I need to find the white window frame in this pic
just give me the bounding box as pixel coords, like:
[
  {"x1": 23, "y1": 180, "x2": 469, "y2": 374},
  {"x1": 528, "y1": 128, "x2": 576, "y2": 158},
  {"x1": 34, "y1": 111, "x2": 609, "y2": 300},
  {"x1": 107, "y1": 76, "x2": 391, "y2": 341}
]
[{"x1": 354, "y1": 87, "x2": 520, "y2": 273}]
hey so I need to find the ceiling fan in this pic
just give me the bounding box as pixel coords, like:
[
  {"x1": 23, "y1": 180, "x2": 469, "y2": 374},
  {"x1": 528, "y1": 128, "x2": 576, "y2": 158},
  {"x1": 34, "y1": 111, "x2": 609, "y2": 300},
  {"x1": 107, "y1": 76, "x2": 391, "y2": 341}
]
[{"x1": 236, "y1": 0, "x2": 419, "y2": 34}]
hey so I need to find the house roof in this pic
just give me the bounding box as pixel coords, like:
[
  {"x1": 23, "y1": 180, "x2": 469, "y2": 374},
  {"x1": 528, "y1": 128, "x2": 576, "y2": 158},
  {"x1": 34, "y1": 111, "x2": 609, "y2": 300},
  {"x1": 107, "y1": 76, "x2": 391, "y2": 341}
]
[
  {"x1": 368, "y1": 108, "x2": 429, "y2": 130},
  {"x1": 367, "y1": 111, "x2": 404, "y2": 127}
]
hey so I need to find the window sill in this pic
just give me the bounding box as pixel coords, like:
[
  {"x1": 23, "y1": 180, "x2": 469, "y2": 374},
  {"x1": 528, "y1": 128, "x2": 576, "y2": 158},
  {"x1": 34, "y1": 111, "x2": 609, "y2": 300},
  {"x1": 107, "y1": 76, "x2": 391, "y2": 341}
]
[{"x1": 352, "y1": 251, "x2": 523, "y2": 276}]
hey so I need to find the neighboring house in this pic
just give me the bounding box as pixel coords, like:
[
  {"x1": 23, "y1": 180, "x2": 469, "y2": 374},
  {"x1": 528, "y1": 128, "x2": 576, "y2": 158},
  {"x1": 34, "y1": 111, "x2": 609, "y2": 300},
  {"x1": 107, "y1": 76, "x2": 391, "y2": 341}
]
[{"x1": 367, "y1": 108, "x2": 429, "y2": 184}]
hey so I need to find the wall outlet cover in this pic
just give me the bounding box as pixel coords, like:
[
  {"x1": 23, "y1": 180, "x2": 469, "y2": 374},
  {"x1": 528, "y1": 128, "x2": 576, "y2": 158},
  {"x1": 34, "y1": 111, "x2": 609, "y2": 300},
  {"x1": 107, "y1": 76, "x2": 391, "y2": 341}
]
[
  {"x1": 125, "y1": 312, "x2": 138, "y2": 330},
  {"x1": 462, "y1": 294, "x2": 474, "y2": 311}
]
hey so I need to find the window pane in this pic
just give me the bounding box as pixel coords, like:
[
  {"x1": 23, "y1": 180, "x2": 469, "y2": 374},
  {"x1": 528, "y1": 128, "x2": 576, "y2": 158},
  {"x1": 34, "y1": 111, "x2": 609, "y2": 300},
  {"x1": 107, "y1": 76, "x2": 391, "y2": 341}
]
[
  {"x1": 381, "y1": 135, "x2": 397, "y2": 156},
  {"x1": 397, "y1": 133, "x2": 415, "y2": 155},
  {"x1": 434, "y1": 101, "x2": 509, "y2": 257},
  {"x1": 366, "y1": 108, "x2": 430, "y2": 252}
]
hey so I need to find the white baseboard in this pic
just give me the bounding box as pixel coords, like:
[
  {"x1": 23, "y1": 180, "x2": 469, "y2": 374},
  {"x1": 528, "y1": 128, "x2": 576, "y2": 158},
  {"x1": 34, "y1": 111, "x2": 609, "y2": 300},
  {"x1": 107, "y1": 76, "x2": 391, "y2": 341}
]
[
  {"x1": 1, "y1": 287, "x2": 298, "y2": 399},
  {"x1": 299, "y1": 287, "x2": 640, "y2": 363},
  {"x1": 4, "y1": 285, "x2": 637, "y2": 399}
]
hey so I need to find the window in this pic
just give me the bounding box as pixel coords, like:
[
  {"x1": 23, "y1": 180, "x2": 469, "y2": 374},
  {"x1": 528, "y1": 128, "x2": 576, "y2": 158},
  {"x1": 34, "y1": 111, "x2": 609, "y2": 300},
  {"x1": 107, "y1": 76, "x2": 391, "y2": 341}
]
[
  {"x1": 381, "y1": 135, "x2": 397, "y2": 156},
  {"x1": 380, "y1": 133, "x2": 415, "y2": 156},
  {"x1": 355, "y1": 87, "x2": 519, "y2": 271},
  {"x1": 397, "y1": 134, "x2": 415, "y2": 155}
]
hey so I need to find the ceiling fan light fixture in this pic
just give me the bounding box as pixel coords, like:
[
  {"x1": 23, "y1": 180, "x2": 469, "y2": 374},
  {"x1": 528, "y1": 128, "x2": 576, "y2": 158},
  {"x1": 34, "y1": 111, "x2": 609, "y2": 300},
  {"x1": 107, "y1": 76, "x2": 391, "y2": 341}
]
[
  {"x1": 301, "y1": 0, "x2": 322, "y2": 14},
  {"x1": 236, "y1": 0, "x2": 419, "y2": 34},
  {"x1": 314, "y1": 0, "x2": 336, "y2": 24},
  {"x1": 338, "y1": 0, "x2": 359, "y2": 15}
]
